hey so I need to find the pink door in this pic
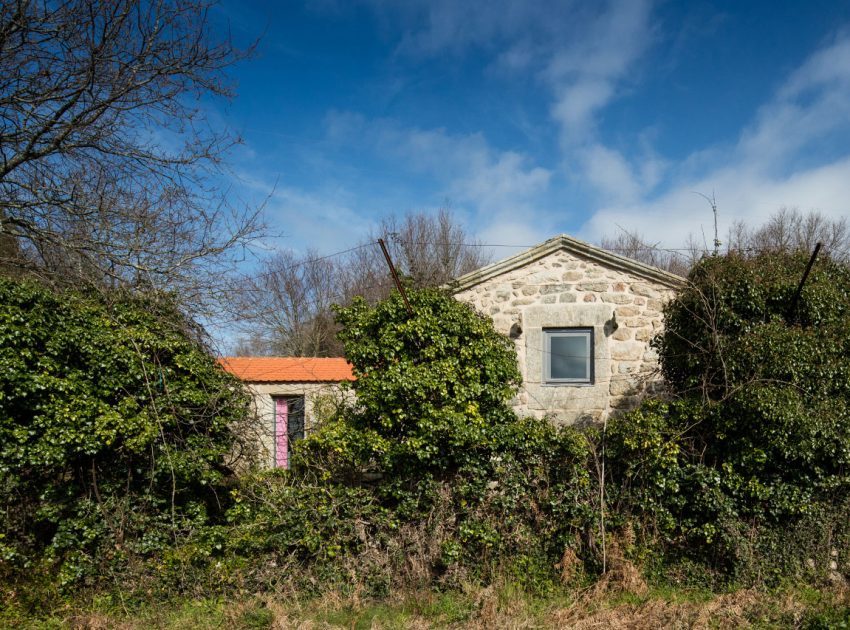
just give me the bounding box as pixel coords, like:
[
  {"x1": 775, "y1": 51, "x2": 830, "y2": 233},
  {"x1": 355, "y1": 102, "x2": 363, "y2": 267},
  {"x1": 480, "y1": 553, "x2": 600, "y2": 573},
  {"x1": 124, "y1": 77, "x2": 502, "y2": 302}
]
[{"x1": 275, "y1": 397, "x2": 289, "y2": 468}]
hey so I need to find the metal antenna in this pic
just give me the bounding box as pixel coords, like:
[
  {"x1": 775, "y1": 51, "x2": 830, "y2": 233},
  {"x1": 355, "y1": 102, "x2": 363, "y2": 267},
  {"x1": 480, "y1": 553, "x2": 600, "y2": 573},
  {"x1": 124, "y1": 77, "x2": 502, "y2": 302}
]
[{"x1": 693, "y1": 191, "x2": 721, "y2": 256}]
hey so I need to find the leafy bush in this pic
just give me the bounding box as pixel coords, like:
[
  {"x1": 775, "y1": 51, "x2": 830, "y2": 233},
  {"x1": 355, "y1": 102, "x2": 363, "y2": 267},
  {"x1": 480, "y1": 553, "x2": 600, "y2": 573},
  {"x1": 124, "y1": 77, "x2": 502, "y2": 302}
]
[
  {"x1": 607, "y1": 252, "x2": 850, "y2": 582},
  {"x1": 222, "y1": 420, "x2": 595, "y2": 596},
  {"x1": 297, "y1": 288, "x2": 521, "y2": 481},
  {"x1": 0, "y1": 278, "x2": 250, "y2": 585},
  {"x1": 282, "y1": 288, "x2": 596, "y2": 591}
]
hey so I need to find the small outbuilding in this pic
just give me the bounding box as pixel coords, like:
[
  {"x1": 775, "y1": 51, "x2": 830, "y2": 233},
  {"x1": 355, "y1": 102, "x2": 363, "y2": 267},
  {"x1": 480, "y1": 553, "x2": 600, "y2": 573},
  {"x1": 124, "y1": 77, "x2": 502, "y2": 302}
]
[{"x1": 219, "y1": 357, "x2": 354, "y2": 468}]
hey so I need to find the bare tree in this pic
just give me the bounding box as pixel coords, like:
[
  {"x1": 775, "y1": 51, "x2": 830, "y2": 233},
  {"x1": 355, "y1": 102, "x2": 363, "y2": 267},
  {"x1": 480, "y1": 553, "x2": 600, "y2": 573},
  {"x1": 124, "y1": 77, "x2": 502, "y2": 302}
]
[
  {"x1": 0, "y1": 0, "x2": 260, "y2": 310},
  {"x1": 234, "y1": 208, "x2": 490, "y2": 356},
  {"x1": 234, "y1": 249, "x2": 344, "y2": 357},
  {"x1": 600, "y1": 228, "x2": 696, "y2": 276},
  {"x1": 378, "y1": 208, "x2": 491, "y2": 288},
  {"x1": 727, "y1": 208, "x2": 850, "y2": 261},
  {"x1": 334, "y1": 208, "x2": 492, "y2": 306},
  {"x1": 603, "y1": 208, "x2": 850, "y2": 277}
]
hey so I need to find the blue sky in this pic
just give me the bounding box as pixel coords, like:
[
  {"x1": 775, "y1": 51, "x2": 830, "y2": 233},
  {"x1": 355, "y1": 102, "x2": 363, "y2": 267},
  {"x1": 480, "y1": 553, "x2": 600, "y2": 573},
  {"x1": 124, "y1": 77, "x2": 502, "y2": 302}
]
[{"x1": 211, "y1": 0, "x2": 850, "y2": 258}]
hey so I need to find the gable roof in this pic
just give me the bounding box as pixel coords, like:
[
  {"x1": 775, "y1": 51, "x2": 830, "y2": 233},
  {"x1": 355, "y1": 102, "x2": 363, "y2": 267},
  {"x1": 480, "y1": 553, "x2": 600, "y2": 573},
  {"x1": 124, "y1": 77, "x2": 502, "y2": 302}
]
[
  {"x1": 449, "y1": 234, "x2": 685, "y2": 292},
  {"x1": 219, "y1": 357, "x2": 355, "y2": 383}
]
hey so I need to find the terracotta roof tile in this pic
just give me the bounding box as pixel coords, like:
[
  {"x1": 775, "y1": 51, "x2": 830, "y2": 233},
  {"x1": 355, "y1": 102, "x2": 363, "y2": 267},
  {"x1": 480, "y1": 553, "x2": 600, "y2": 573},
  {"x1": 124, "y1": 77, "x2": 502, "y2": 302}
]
[{"x1": 219, "y1": 357, "x2": 355, "y2": 382}]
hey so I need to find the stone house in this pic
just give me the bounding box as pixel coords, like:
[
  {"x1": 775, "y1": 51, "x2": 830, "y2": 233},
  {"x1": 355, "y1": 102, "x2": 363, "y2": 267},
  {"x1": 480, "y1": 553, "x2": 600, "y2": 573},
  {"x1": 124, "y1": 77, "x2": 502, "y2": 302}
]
[
  {"x1": 221, "y1": 234, "x2": 683, "y2": 467},
  {"x1": 451, "y1": 234, "x2": 683, "y2": 425},
  {"x1": 219, "y1": 357, "x2": 353, "y2": 468}
]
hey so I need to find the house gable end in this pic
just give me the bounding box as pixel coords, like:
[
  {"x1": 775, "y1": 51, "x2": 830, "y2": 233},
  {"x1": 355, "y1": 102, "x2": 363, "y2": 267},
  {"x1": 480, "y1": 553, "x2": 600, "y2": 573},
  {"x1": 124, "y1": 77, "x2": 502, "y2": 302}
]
[{"x1": 448, "y1": 234, "x2": 684, "y2": 293}]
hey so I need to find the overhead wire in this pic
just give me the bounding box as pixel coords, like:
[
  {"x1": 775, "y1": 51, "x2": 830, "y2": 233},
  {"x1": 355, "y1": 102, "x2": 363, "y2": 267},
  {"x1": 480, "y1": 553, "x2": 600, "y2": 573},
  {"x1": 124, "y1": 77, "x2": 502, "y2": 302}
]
[{"x1": 235, "y1": 235, "x2": 711, "y2": 286}]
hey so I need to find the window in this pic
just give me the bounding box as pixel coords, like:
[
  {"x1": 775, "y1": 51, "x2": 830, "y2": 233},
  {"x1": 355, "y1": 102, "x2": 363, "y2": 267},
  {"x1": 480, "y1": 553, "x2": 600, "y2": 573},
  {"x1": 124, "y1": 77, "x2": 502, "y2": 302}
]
[
  {"x1": 273, "y1": 396, "x2": 305, "y2": 468},
  {"x1": 543, "y1": 328, "x2": 593, "y2": 384}
]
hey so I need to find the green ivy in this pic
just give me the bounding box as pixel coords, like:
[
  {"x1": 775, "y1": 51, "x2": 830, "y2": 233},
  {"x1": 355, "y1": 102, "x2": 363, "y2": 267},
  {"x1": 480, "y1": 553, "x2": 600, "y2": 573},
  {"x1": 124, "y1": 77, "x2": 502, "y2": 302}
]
[
  {"x1": 0, "y1": 278, "x2": 250, "y2": 585},
  {"x1": 607, "y1": 252, "x2": 850, "y2": 582},
  {"x1": 296, "y1": 288, "x2": 522, "y2": 480}
]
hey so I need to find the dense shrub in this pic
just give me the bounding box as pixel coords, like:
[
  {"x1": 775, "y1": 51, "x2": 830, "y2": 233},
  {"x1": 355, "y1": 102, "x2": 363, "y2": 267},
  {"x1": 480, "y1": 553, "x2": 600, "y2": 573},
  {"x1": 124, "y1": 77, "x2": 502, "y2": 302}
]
[
  {"x1": 225, "y1": 420, "x2": 595, "y2": 595},
  {"x1": 607, "y1": 252, "x2": 850, "y2": 582},
  {"x1": 285, "y1": 289, "x2": 596, "y2": 591},
  {"x1": 0, "y1": 278, "x2": 250, "y2": 586},
  {"x1": 297, "y1": 288, "x2": 522, "y2": 481}
]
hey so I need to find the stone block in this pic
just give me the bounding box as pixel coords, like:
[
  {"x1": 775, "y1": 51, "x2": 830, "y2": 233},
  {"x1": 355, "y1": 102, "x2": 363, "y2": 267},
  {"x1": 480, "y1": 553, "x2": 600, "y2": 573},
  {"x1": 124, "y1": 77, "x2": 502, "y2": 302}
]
[
  {"x1": 562, "y1": 271, "x2": 583, "y2": 281},
  {"x1": 601, "y1": 293, "x2": 634, "y2": 304},
  {"x1": 610, "y1": 395, "x2": 641, "y2": 410},
  {"x1": 609, "y1": 378, "x2": 639, "y2": 396},
  {"x1": 612, "y1": 342, "x2": 644, "y2": 361},
  {"x1": 578, "y1": 282, "x2": 608, "y2": 292},
  {"x1": 617, "y1": 361, "x2": 640, "y2": 374},
  {"x1": 521, "y1": 286, "x2": 538, "y2": 295},
  {"x1": 526, "y1": 272, "x2": 561, "y2": 284},
  {"x1": 615, "y1": 306, "x2": 639, "y2": 317},
  {"x1": 612, "y1": 327, "x2": 632, "y2": 341},
  {"x1": 540, "y1": 283, "x2": 573, "y2": 294},
  {"x1": 634, "y1": 328, "x2": 654, "y2": 342},
  {"x1": 560, "y1": 293, "x2": 577, "y2": 303},
  {"x1": 542, "y1": 295, "x2": 557, "y2": 304},
  {"x1": 583, "y1": 293, "x2": 597, "y2": 302},
  {"x1": 631, "y1": 283, "x2": 660, "y2": 298}
]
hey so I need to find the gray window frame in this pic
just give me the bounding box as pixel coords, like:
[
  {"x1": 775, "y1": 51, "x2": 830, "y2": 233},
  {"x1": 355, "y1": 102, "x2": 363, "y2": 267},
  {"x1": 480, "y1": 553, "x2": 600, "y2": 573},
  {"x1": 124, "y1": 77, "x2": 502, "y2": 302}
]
[{"x1": 543, "y1": 327, "x2": 594, "y2": 385}]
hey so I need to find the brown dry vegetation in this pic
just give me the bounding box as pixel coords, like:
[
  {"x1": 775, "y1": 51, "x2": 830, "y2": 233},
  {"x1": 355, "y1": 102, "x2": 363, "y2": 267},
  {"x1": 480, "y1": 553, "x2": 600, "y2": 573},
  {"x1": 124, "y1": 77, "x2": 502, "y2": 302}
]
[{"x1": 33, "y1": 582, "x2": 850, "y2": 630}]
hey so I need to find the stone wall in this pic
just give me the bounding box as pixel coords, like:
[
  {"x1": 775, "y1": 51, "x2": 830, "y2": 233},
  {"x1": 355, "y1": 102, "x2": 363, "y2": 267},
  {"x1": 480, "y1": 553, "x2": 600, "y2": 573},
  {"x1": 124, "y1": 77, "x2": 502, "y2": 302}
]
[{"x1": 454, "y1": 248, "x2": 677, "y2": 425}]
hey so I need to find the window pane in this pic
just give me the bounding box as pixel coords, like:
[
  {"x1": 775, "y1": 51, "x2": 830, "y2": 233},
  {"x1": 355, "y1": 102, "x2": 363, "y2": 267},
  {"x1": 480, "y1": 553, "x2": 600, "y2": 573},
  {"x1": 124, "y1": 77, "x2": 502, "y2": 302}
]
[{"x1": 549, "y1": 334, "x2": 589, "y2": 380}]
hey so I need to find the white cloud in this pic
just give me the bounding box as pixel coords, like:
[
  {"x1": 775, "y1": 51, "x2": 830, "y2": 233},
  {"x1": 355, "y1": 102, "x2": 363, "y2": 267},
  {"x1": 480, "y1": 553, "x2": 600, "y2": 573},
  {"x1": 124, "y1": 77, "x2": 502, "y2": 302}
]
[
  {"x1": 369, "y1": 0, "x2": 655, "y2": 142},
  {"x1": 479, "y1": 219, "x2": 551, "y2": 249},
  {"x1": 382, "y1": 0, "x2": 559, "y2": 58},
  {"x1": 359, "y1": 0, "x2": 660, "y2": 224},
  {"x1": 325, "y1": 109, "x2": 566, "y2": 259},
  {"x1": 739, "y1": 37, "x2": 850, "y2": 170},
  {"x1": 232, "y1": 170, "x2": 371, "y2": 254},
  {"x1": 551, "y1": 81, "x2": 614, "y2": 140},
  {"x1": 325, "y1": 111, "x2": 552, "y2": 217},
  {"x1": 582, "y1": 159, "x2": 850, "y2": 247},
  {"x1": 545, "y1": 0, "x2": 654, "y2": 140},
  {"x1": 580, "y1": 33, "x2": 850, "y2": 248}
]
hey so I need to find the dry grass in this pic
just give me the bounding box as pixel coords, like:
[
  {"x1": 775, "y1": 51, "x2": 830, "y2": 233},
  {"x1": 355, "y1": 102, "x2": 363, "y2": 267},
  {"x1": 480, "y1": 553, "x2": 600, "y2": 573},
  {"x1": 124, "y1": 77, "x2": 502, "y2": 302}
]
[{"x1": 11, "y1": 579, "x2": 850, "y2": 629}]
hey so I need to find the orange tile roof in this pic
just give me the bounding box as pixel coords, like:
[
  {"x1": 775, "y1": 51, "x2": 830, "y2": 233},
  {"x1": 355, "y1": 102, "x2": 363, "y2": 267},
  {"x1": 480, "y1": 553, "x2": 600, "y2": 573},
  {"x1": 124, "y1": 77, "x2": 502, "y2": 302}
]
[{"x1": 219, "y1": 357, "x2": 355, "y2": 382}]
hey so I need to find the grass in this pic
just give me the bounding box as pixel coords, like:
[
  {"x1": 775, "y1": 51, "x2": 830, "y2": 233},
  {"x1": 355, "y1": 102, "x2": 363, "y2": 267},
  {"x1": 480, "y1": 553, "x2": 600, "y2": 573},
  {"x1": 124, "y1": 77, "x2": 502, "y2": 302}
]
[{"x1": 4, "y1": 582, "x2": 850, "y2": 629}]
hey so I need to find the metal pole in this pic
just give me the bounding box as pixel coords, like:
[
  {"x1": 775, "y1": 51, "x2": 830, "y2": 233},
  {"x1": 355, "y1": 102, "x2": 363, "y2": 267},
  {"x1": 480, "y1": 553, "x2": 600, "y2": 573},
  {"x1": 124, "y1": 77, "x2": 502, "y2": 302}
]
[
  {"x1": 378, "y1": 238, "x2": 414, "y2": 316},
  {"x1": 786, "y1": 242, "x2": 822, "y2": 323}
]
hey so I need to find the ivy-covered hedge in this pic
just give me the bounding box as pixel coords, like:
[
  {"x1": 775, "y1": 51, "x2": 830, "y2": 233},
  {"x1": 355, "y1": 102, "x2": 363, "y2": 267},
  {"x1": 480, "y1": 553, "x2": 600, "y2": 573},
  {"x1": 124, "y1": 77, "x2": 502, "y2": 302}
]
[
  {"x1": 297, "y1": 288, "x2": 522, "y2": 482},
  {"x1": 0, "y1": 278, "x2": 250, "y2": 586},
  {"x1": 607, "y1": 253, "x2": 850, "y2": 582},
  {"x1": 283, "y1": 289, "x2": 596, "y2": 591}
]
